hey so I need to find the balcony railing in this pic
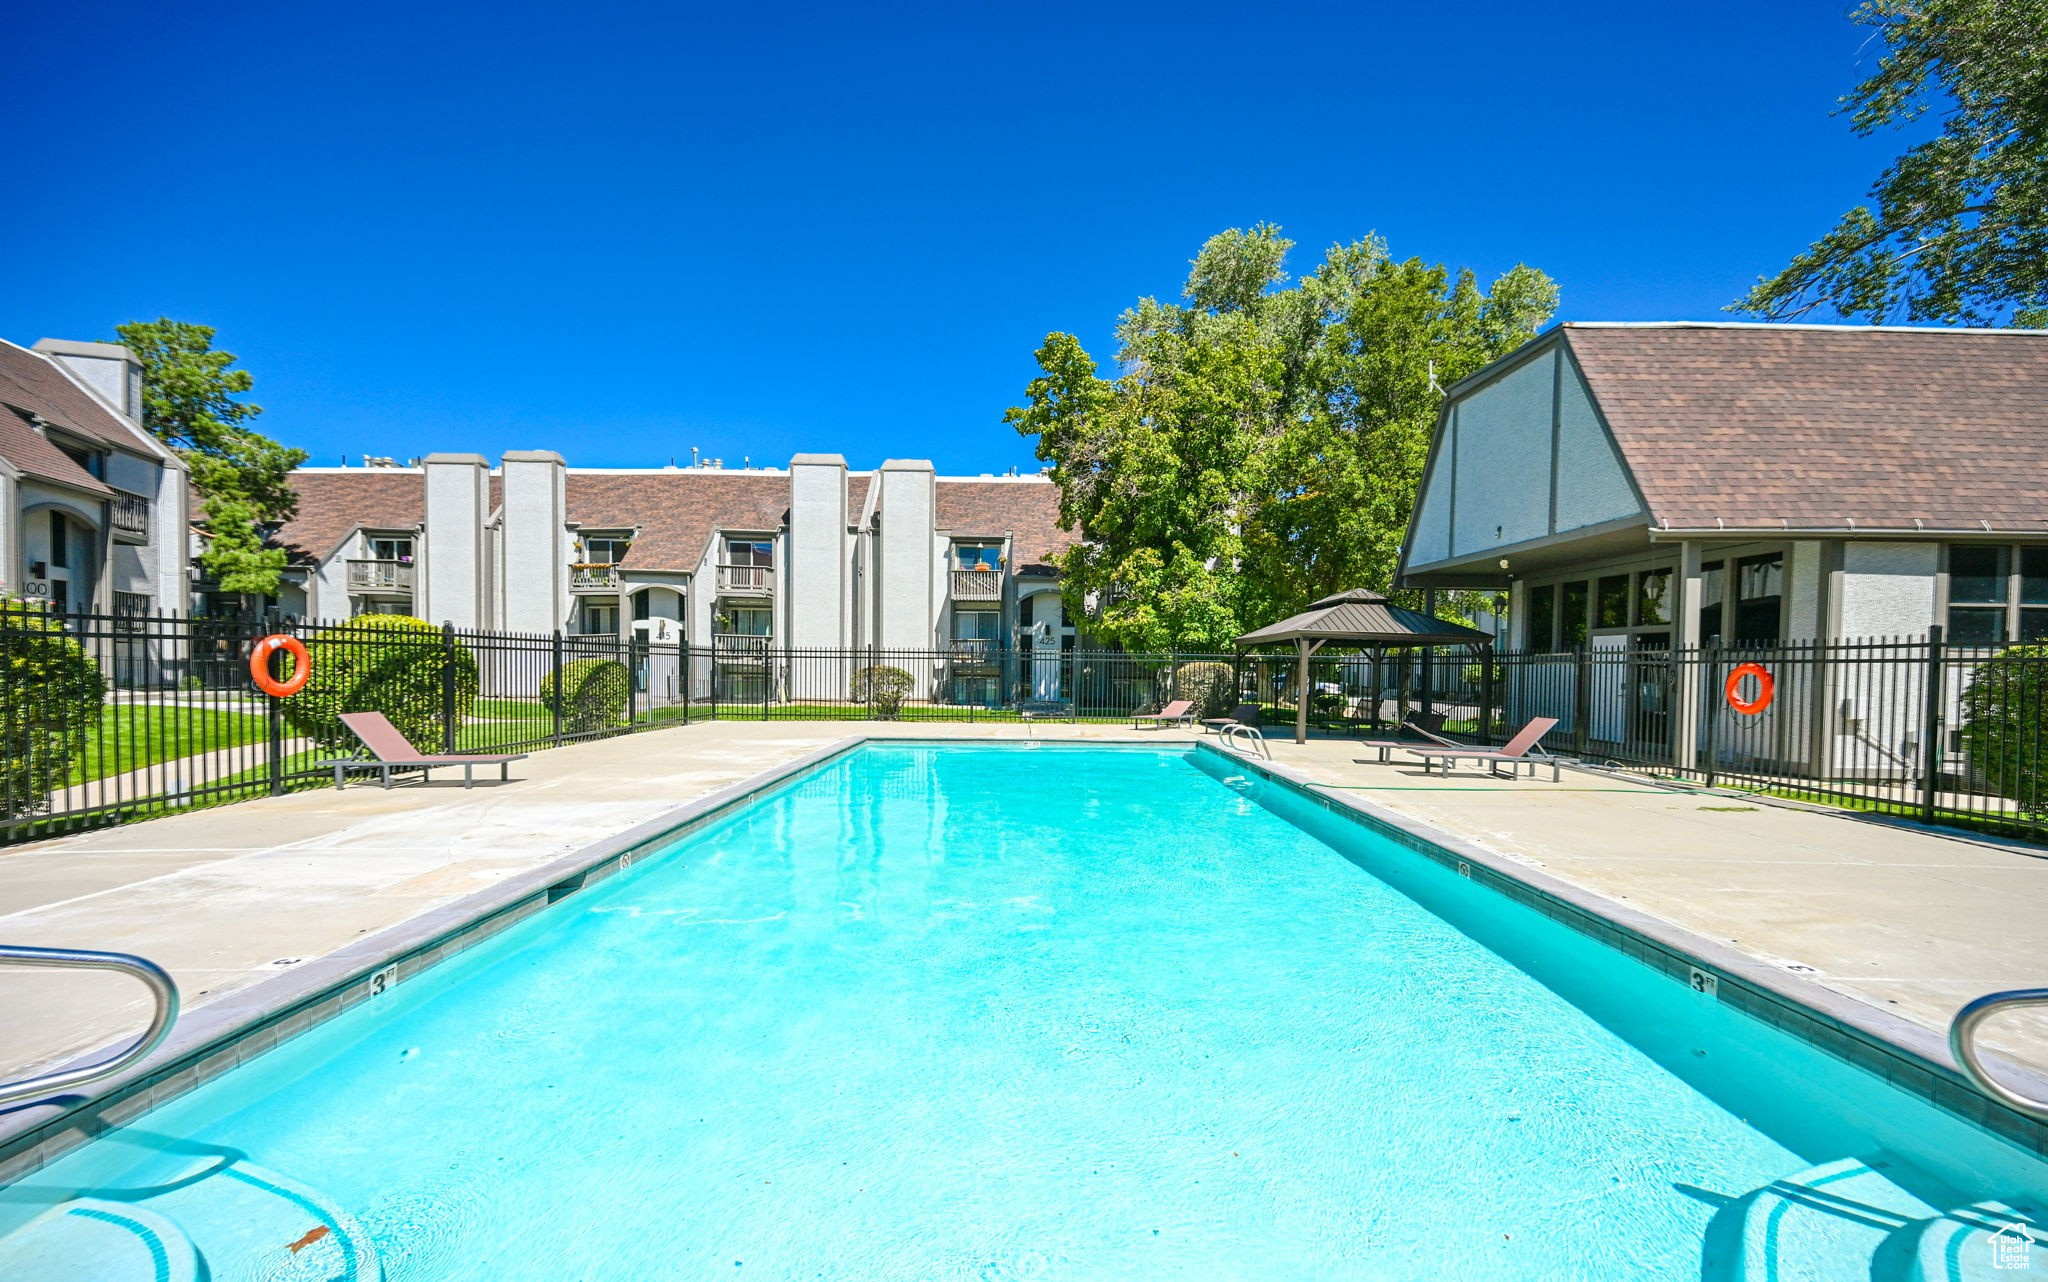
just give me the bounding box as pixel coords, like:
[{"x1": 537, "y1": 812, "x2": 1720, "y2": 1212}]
[
  {"x1": 571, "y1": 563, "x2": 620, "y2": 590},
  {"x1": 950, "y1": 568, "x2": 1002, "y2": 601},
  {"x1": 949, "y1": 637, "x2": 1000, "y2": 667},
  {"x1": 346, "y1": 559, "x2": 414, "y2": 592},
  {"x1": 713, "y1": 633, "x2": 774, "y2": 666},
  {"x1": 111, "y1": 490, "x2": 151, "y2": 543},
  {"x1": 717, "y1": 564, "x2": 775, "y2": 594}
]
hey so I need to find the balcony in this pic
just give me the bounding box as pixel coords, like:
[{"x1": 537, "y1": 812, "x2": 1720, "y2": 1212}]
[
  {"x1": 111, "y1": 490, "x2": 151, "y2": 543},
  {"x1": 950, "y1": 568, "x2": 1002, "y2": 601},
  {"x1": 717, "y1": 563, "x2": 775, "y2": 595},
  {"x1": 571, "y1": 563, "x2": 620, "y2": 591},
  {"x1": 713, "y1": 633, "x2": 773, "y2": 667},
  {"x1": 346, "y1": 559, "x2": 414, "y2": 593},
  {"x1": 949, "y1": 637, "x2": 1001, "y2": 669}
]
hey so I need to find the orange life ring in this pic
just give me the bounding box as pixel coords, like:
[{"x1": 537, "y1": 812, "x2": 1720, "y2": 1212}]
[
  {"x1": 1724, "y1": 662, "x2": 1774, "y2": 715},
  {"x1": 249, "y1": 634, "x2": 310, "y2": 698}
]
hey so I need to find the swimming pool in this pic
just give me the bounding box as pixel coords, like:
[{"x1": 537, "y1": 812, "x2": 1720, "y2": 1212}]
[{"x1": 2, "y1": 742, "x2": 2043, "y2": 1280}]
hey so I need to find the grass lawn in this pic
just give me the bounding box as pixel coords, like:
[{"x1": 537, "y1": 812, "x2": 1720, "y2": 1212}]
[
  {"x1": 66, "y1": 705, "x2": 273, "y2": 785},
  {"x1": 472, "y1": 697, "x2": 550, "y2": 719}
]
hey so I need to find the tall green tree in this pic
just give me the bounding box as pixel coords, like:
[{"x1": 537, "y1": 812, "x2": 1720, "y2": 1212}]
[
  {"x1": 1007, "y1": 226, "x2": 1555, "y2": 650},
  {"x1": 115, "y1": 319, "x2": 307, "y2": 596},
  {"x1": 1737, "y1": 0, "x2": 2048, "y2": 326}
]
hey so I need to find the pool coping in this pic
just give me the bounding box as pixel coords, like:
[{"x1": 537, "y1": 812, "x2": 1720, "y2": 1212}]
[
  {"x1": 1194, "y1": 740, "x2": 2048, "y2": 1161},
  {"x1": 6, "y1": 731, "x2": 2044, "y2": 1188},
  {"x1": 0, "y1": 734, "x2": 871, "y2": 1188}
]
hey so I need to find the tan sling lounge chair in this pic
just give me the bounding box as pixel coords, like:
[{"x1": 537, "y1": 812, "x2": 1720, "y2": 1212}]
[
  {"x1": 320, "y1": 711, "x2": 528, "y2": 789},
  {"x1": 1133, "y1": 699, "x2": 1195, "y2": 729},
  {"x1": 1404, "y1": 716, "x2": 1562, "y2": 781}
]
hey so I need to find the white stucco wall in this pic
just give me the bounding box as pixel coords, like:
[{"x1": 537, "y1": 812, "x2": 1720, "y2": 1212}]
[
  {"x1": 501, "y1": 451, "x2": 568, "y2": 634},
  {"x1": 788, "y1": 455, "x2": 849, "y2": 649},
  {"x1": 421, "y1": 454, "x2": 489, "y2": 627},
  {"x1": 1838, "y1": 541, "x2": 1939, "y2": 639},
  {"x1": 874, "y1": 461, "x2": 936, "y2": 651}
]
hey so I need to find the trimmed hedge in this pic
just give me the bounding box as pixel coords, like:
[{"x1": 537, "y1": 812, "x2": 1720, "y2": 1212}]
[
  {"x1": 1960, "y1": 643, "x2": 2048, "y2": 819},
  {"x1": 851, "y1": 664, "x2": 914, "y2": 719},
  {"x1": 1, "y1": 599, "x2": 106, "y2": 818},
  {"x1": 282, "y1": 615, "x2": 477, "y2": 752},
  {"x1": 541, "y1": 658, "x2": 631, "y2": 733}
]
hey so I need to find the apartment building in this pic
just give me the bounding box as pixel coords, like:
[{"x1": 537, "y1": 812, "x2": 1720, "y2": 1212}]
[
  {"x1": 274, "y1": 451, "x2": 1076, "y2": 698},
  {"x1": 0, "y1": 338, "x2": 189, "y2": 617}
]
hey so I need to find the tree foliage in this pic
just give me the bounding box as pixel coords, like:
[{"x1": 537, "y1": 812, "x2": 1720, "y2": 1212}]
[
  {"x1": 541, "y1": 658, "x2": 631, "y2": 732},
  {"x1": 1007, "y1": 225, "x2": 1555, "y2": 649},
  {"x1": 282, "y1": 615, "x2": 476, "y2": 751},
  {"x1": 115, "y1": 319, "x2": 309, "y2": 596},
  {"x1": 0, "y1": 599, "x2": 107, "y2": 818},
  {"x1": 1737, "y1": 0, "x2": 2048, "y2": 325}
]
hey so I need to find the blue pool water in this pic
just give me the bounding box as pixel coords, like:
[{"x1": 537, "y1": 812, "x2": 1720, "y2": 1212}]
[{"x1": 5, "y1": 743, "x2": 2045, "y2": 1280}]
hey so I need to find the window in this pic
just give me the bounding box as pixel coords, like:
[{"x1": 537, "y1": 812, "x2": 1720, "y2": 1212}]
[
  {"x1": 1636, "y1": 569, "x2": 1671, "y2": 626},
  {"x1": 1946, "y1": 544, "x2": 2048, "y2": 645},
  {"x1": 955, "y1": 543, "x2": 1001, "y2": 571},
  {"x1": 1734, "y1": 554, "x2": 1783, "y2": 644},
  {"x1": 1595, "y1": 576, "x2": 1630, "y2": 629},
  {"x1": 368, "y1": 535, "x2": 413, "y2": 563},
  {"x1": 721, "y1": 604, "x2": 772, "y2": 636},
  {"x1": 1561, "y1": 581, "x2": 1589, "y2": 649},
  {"x1": 724, "y1": 539, "x2": 772, "y2": 568},
  {"x1": 953, "y1": 608, "x2": 999, "y2": 641},
  {"x1": 1698, "y1": 562, "x2": 1725, "y2": 646},
  {"x1": 1526, "y1": 584, "x2": 1556, "y2": 652},
  {"x1": 579, "y1": 601, "x2": 620, "y2": 634},
  {"x1": 584, "y1": 537, "x2": 632, "y2": 566},
  {"x1": 633, "y1": 593, "x2": 652, "y2": 622},
  {"x1": 49, "y1": 512, "x2": 68, "y2": 568}
]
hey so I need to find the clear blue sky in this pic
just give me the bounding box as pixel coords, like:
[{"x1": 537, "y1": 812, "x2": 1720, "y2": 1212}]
[{"x1": 3, "y1": 2, "x2": 1900, "y2": 475}]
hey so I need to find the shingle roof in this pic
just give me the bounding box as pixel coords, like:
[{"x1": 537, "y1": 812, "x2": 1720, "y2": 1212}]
[
  {"x1": 275, "y1": 469, "x2": 423, "y2": 564},
  {"x1": 565, "y1": 471, "x2": 788, "y2": 571},
  {"x1": 0, "y1": 341, "x2": 133, "y2": 494},
  {"x1": 935, "y1": 477, "x2": 1072, "y2": 569},
  {"x1": 1562, "y1": 324, "x2": 2048, "y2": 531}
]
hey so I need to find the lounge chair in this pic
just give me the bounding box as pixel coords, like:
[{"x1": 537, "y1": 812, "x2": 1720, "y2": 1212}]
[
  {"x1": 1355, "y1": 712, "x2": 1455, "y2": 764},
  {"x1": 1404, "y1": 716, "x2": 1562, "y2": 781},
  {"x1": 1202, "y1": 702, "x2": 1260, "y2": 735},
  {"x1": 319, "y1": 711, "x2": 529, "y2": 789},
  {"x1": 1133, "y1": 699, "x2": 1195, "y2": 729}
]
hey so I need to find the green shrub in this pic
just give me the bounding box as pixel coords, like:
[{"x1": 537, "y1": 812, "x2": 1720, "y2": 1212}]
[
  {"x1": 283, "y1": 615, "x2": 477, "y2": 751},
  {"x1": 1960, "y1": 644, "x2": 2048, "y2": 818},
  {"x1": 1162, "y1": 660, "x2": 1235, "y2": 718},
  {"x1": 1310, "y1": 690, "x2": 1346, "y2": 717},
  {"x1": 541, "y1": 658, "x2": 631, "y2": 732},
  {"x1": 0, "y1": 599, "x2": 105, "y2": 818},
  {"x1": 851, "y1": 664, "x2": 915, "y2": 719}
]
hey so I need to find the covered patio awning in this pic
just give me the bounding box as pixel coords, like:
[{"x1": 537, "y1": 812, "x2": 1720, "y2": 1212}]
[{"x1": 1234, "y1": 589, "x2": 1492, "y2": 744}]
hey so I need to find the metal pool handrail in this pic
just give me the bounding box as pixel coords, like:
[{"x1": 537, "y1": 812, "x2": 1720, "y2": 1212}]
[
  {"x1": 1220, "y1": 723, "x2": 1271, "y2": 759},
  {"x1": 1950, "y1": 988, "x2": 2048, "y2": 1120},
  {"x1": 0, "y1": 946, "x2": 180, "y2": 1107}
]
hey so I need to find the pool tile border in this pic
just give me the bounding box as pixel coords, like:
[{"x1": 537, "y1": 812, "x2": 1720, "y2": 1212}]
[
  {"x1": 1199, "y1": 743, "x2": 2048, "y2": 1160},
  {"x1": 0, "y1": 735, "x2": 869, "y2": 1188}
]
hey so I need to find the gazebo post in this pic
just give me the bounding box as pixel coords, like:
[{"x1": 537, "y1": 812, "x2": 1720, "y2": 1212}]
[{"x1": 1294, "y1": 638, "x2": 1326, "y2": 745}]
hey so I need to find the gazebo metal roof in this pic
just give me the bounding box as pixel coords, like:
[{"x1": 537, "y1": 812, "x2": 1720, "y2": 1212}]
[
  {"x1": 1233, "y1": 589, "x2": 1491, "y2": 744},
  {"x1": 1234, "y1": 589, "x2": 1490, "y2": 648}
]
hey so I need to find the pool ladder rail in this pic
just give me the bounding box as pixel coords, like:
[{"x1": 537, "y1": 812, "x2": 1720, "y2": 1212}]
[
  {"x1": 1950, "y1": 988, "x2": 2048, "y2": 1121},
  {"x1": 1219, "y1": 723, "x2": 1271, "y2": 759},
  {"x1": 0, "y1": 945, "x2": 180, "y2": 1107}
]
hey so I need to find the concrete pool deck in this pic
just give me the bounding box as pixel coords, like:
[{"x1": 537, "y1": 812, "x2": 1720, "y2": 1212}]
[{"x1": 2, "y1": 719, "x2": 2044, "y2": 1091}]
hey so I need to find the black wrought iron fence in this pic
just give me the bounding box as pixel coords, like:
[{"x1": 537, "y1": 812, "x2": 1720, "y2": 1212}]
[{"x1": 0, "y1": 604, "x2": 658, "y2": 845}]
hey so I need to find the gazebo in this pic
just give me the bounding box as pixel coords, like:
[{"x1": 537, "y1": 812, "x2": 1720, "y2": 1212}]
[{"x1": 1234, "y1": 589, "x2": 1492, "y2": 744}]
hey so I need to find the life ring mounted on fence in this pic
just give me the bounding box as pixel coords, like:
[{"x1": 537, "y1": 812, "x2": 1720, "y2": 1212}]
[
  {"x1": 249, "y1": 634, "x2": 310, "y2": 698},
  {"x1": 1724, "y1": 662, "x2": 1774, "y2": 716}
]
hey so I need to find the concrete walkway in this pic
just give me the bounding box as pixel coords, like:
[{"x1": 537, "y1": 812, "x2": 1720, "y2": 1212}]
[{"x1": 2, "y1": 720, "x2": 2044, "y2": 1087}]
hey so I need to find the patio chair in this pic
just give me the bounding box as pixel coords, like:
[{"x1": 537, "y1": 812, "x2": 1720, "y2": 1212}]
[
  {"x1": 1133, "y1": 699, "x2": 1195, "y2": 730},
  {"x1": 1403, "y1": 716, "x2": 1562, "y2": 782},
  {"x1": 1319, "y1": 695, "x2": 1385, "y2": 737},
  {"x1": 1355, "y1": 712, "x2": 1455, "y2": 764},
  {"x1": 318, "y1": 711, "x2": 529, "y2": 790}
]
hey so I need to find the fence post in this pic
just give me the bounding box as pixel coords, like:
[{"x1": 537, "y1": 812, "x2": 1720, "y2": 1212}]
[
  {"x1": 1479, "y1": 641, "x2": 1495, "y2": 743},
  {"x1": 629, "y1": 634, "x2": 642, "y2": 731},
  {"x1": 440, "y1": 621, "x2": 457, "y2": 754},
  {"x1": 1922, "y1": 624, "x2": 1945, "y2": 825},
  {"x1": 1572, "y1": 645, "x2": 1591, "y2": 759},
  {"x1": 267, "y1": 691, "x2": 284, "y2": 797},
  {"x1": 1702, "y1": 644, "x2": 1720, "y2": 789},
  {"x1": 552, "y1": 630, "x2": 564, "y2": 747}
]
